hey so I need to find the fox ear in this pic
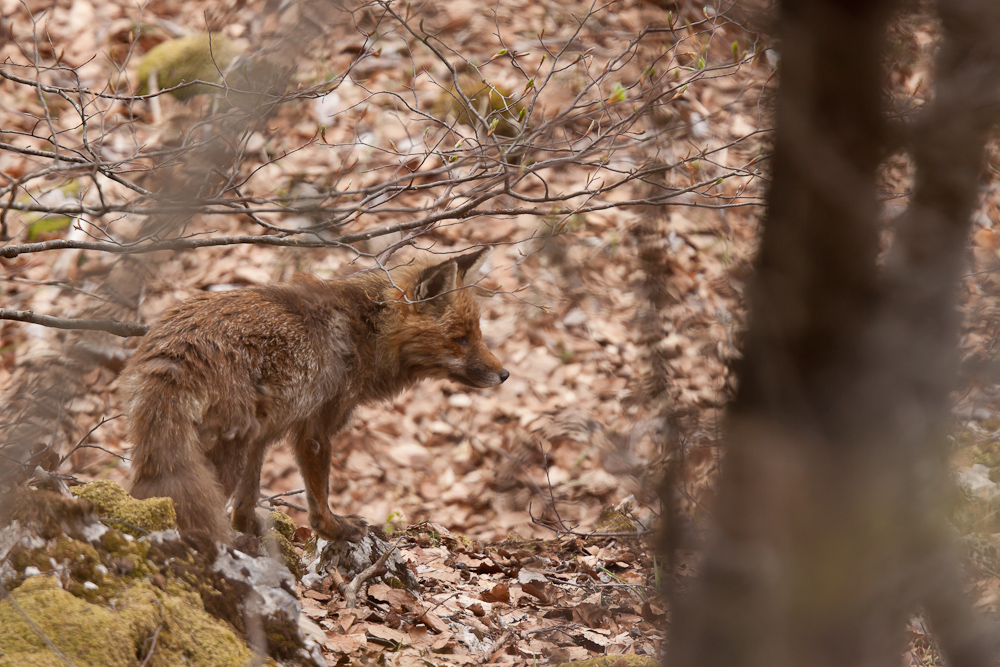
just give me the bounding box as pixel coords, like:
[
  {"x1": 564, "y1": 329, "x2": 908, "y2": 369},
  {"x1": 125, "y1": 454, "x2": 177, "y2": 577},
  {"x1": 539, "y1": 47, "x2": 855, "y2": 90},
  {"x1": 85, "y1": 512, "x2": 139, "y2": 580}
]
[
  {"x1": 454, "y1": 247, "x2": 490, "y2": 284},
  {"x1": 414, "y1": 260, "x2": 459, "y2": 304}
]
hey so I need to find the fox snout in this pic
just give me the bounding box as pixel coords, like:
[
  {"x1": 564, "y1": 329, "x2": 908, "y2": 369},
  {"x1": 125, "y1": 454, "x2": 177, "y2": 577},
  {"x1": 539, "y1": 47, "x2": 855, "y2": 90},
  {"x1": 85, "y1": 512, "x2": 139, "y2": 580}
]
[
  {"x1": 463, "y1": 366, "x2": 510, "y2": 388},
  {"x1": 457, "y1": 368, "x2": 509, "y2": 388},
  {"x1": 452, "y1": 340, "x2": 509, "y2": 388}
]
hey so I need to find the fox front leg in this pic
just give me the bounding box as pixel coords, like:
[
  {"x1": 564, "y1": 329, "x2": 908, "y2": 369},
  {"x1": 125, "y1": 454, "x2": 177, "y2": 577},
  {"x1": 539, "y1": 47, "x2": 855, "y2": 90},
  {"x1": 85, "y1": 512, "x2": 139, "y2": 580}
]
[{"x1": 293, "y1": 433, "x2": 367, "y2": 542}]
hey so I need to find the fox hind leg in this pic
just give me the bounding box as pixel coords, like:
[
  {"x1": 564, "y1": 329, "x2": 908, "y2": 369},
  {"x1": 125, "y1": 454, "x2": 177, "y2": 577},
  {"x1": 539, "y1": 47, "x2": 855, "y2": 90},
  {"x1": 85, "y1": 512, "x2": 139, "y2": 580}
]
[
  {"x1": 229, "y1": 438, "x2": 269, "y2": 536},
  {"x1": 206, "y1": 440, "x2": 245, "y2": 499},
  {"x1": 130, "y1": 451, "x2": 232, "y2": 542}
]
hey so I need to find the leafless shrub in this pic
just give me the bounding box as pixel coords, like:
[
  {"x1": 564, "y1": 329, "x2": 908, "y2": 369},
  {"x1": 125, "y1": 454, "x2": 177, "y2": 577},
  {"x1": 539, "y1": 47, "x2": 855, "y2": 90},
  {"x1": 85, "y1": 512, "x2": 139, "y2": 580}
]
[{"x1": 0, "y1": 0, "x2": 769, "y2": 480}]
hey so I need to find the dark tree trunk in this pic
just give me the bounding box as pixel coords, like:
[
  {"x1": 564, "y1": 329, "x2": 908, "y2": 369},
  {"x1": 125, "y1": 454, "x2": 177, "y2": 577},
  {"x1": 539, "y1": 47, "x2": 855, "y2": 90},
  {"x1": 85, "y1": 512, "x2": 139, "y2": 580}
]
[{"x1": 666, "y1": 1, "x2": 1000, "y2": 666}]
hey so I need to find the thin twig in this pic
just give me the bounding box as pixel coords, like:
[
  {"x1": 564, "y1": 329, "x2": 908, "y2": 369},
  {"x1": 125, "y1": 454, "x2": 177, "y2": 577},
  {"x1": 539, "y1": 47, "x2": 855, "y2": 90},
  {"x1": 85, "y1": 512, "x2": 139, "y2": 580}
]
[
  {"x1": 138, "y1": 625, "x2": 163, "y2": 667},
  {"x1": 97, "y1": 516, "x2": 151, "y2": 535},
  {"x1": 59, "y1": 415, "x2": 126, "y2": 466},
  {"x1": 265, "y1": 498, "x2": 308, "y2": 513}
]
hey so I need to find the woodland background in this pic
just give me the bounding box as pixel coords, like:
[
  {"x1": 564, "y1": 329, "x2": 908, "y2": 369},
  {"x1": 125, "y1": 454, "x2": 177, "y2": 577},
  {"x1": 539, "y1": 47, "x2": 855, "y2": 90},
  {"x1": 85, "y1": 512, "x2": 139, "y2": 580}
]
[{"x1": 3, "y1": 0, "x2": 1000, "y2": 664}]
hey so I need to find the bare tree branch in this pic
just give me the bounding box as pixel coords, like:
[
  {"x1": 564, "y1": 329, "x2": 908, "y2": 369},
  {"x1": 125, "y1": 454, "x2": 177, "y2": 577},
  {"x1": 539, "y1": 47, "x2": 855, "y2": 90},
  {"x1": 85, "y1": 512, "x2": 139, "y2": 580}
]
[{"x1": 0, "y1": 309, "x2": 148, "y2": 337}]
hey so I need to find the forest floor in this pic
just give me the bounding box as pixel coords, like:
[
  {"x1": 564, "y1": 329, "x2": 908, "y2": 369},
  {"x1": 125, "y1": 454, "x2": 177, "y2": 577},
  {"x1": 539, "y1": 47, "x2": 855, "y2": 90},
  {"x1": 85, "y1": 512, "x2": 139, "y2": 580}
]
[{"x1": 3, "y1": 0, "x2": 1000, "y2": 665}]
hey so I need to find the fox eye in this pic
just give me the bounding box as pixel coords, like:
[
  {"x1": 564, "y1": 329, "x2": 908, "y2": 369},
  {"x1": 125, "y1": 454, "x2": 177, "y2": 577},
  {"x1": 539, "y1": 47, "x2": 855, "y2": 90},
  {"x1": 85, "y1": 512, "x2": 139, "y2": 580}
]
[{"x1": 455, "y1": 335, "x2": 470, "y2": 347}]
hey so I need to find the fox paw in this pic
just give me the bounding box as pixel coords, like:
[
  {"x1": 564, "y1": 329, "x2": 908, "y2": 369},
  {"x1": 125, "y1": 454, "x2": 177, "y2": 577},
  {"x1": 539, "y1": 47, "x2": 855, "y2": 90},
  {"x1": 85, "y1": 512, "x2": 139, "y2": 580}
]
[
  {"x1": 312, "y1": 513, "x2": 369, "y2": 543},
  {"x1": 232, "y1": 509, "x2": 265, "y2": 537}
]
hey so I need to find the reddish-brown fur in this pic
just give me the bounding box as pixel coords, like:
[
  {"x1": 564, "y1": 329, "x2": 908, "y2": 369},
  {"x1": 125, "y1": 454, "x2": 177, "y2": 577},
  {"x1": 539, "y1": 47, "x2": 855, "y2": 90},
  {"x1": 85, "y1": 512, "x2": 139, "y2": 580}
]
[{"x1": 119, "y1": 249, "x2": 506, "y2": 542}]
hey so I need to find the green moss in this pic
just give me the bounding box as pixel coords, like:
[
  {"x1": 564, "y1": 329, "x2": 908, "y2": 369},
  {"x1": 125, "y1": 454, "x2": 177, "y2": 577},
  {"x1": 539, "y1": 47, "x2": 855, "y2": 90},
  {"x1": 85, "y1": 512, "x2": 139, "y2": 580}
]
[
  {"x1": 267, "y1": 511, "x2": 297, "y2": 542},
  {"x1": 9, "y1": 531, "x2": 153, "y2": 603},
  {"x1": 7, "y1": 546, "x2": 48, "y2": 575},
  {"x1": 303, "y1": 534, "x2": 319, "y2": 557},
  {"x1": 72, "y1": 480, "x2": 176, "y2": 536},
  {"x1": 596, "y1": 506, "x2": 637, "y2": 534},
  {"x1": 71, "y1": 479, "x2": 132, "y2": 512},
  {"x1": 264, "y1": 512, "x2": 301, "y2": 578},
  {"x1": 136, "y1": 32, "x2": 242, "y2": 99},
  {"x1": 116, "y1": 582, "x2": 163, "y2": 647},
  {"x1": 51, "y1": 536, "x2": 101, "y2": 567},
  {"x1": 0, "y1": 653, "x2": 70, "y2": 666},
  {"x1": 0, "y1": 486, "x2": 272, "y2": 666},
  {"x1": 0, "y1": 574, "x2": 256, "y2": 667},
  {"x1": 155, "y1": 584, "x2": 255, "y2": 667},
  {"x1": 501, "y1": 531, "x2": 532, "y2": 546},
  {"x1": 0, "y1": 576, "x2": 134, "y2": 667},
  {"x1": 50, "y1": 537, "x2": 107, "y2": 602},
  {"x1": 405, "y1": 524, "x2": 443, "y2": 546},
  {"x1": 100, "y1": 527, "x2": 151, "y2": 566}
]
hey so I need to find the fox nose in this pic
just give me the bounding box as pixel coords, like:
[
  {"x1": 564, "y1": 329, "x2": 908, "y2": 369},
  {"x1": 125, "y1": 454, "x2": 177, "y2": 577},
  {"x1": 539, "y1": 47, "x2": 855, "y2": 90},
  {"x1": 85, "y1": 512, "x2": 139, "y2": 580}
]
[{"x1": 499, "y1": 369, "x2": 509, "y2": 383}]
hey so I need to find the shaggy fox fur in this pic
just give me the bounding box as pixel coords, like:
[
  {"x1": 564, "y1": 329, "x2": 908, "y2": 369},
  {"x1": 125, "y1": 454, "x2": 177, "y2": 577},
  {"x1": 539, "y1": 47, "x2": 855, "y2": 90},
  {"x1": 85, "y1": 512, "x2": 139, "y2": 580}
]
[{"x1": 119, "y1": 249, "x2": 507, "y2": 542}]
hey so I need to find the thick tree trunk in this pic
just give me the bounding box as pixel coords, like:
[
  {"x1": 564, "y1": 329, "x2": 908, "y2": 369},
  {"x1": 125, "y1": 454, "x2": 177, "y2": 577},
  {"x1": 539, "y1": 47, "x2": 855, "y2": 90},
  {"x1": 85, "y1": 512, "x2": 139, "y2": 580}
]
[{"x1": 666, "y1": 1, "x2": 1000, "y2": 666}]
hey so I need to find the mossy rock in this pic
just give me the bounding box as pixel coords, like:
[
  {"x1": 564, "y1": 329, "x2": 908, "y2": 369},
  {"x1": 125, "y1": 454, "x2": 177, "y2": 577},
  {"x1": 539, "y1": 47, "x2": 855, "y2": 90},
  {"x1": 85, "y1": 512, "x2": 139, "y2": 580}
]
[
  {"x1": 0, "y1": 575, "x2": 134, "y2": 667},
  {"x1": 9, "y1": 535, "x2": 120, "y2": 603},
  {"x1": 0, "y1": 485, "x2": 293, "y2": 666},
  {"x1": 0, "y1": 575, "x2": 256, "y2": 667},
  {"x1": 72, "y1": 480, "x2": 176, "y2": 536},
  {"x1": 137, "y1": 32, "x2": 243, "y2": 99}
]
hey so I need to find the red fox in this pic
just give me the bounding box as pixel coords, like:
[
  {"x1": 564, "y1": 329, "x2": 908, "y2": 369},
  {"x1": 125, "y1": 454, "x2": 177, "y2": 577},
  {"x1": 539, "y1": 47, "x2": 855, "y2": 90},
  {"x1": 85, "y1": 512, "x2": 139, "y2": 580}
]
[{"x1": 119, "y1": 248, "x2": 507, "y2": 542}]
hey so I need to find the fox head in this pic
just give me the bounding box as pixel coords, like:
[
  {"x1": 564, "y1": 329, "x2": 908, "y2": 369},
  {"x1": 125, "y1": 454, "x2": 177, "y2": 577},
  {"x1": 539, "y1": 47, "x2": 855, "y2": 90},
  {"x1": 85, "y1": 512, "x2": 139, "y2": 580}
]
[{"x1": 393, "y1": 248, "x2": 509, "y2": 389}]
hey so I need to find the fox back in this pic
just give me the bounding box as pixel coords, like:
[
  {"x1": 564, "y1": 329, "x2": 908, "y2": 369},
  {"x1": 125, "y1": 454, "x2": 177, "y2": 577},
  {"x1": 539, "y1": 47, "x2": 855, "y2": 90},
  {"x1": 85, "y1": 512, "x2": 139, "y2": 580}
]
[{"x1": 119, "y1": 248, "x2": 507, "y2": 541}]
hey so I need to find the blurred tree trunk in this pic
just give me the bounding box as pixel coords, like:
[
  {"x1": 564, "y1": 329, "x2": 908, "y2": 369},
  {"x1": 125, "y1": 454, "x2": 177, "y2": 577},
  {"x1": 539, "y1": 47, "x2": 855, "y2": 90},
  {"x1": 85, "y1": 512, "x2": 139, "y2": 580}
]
[{"x1": 666, "y1": 1, "x2": 1000, "y2": 666}]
